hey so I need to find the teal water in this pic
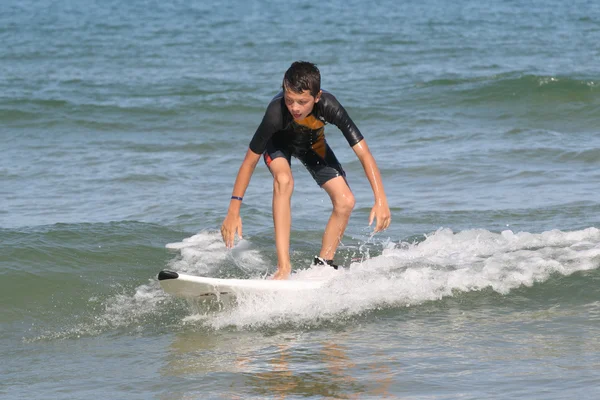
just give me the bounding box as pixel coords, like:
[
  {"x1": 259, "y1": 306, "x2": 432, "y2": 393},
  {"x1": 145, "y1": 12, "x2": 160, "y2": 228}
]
[{"x1": 2, "y1": 0, "x2": 600, "y2": 398}]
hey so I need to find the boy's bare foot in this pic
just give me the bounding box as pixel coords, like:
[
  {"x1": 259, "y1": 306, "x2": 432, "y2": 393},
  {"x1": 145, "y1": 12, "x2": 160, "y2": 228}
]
[{"x1": 271, "y1": 266, "x2": 291, "y2": 280}]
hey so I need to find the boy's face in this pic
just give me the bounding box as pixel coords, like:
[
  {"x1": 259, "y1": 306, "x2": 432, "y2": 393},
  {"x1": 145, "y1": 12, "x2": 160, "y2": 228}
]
[{"x1": 284, "y1": 89, "x2": 322, "y2": 121}]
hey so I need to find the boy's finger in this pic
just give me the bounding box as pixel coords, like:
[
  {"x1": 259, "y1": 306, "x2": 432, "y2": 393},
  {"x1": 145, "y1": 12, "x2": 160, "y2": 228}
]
[
  {"x1": 372, "y1": 218, "x2": 379, "y2": 232},
  {"x1": 376, "y1": 218, "x2": 384, "y2": 232}
]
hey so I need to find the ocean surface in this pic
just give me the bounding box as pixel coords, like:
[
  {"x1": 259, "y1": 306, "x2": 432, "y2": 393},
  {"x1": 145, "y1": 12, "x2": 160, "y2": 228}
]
[{"x1": 2, "y1": 0, "x2": 600, "y2": 398}]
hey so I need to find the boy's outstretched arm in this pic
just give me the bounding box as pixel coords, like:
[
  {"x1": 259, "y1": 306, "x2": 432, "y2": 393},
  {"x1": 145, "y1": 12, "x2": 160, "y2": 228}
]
[
  {"x1": 221, "y1": 148, "x2": 261, "y2": 248},
  {"x1": 352, "y1": 139, "x2": 391, "y2": 232}
]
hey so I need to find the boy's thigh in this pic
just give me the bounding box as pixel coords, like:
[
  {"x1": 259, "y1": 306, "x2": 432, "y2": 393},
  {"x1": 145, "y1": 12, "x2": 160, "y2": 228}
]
[
  {"x1": 267, "y1": 156, "x2": 293, "y2": 180},
  {"x1": 321, "y1": 175, "x2": 353, "y2": 202},
  {"x1": 263, "y1": 140, "x2": 292, "y2": 173},
  {"x1": 299, "y1": 145, "x2": 347, "y2": 187}
]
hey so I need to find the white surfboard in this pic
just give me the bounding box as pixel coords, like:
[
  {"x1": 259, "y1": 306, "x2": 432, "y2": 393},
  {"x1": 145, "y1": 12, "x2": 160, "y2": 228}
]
[{"x1": 158, "y1": 270, "x2": 327, "y2": 298}]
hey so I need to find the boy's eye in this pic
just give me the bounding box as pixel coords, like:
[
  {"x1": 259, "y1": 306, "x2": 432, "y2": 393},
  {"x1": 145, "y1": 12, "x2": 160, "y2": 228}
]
[{"x1": 285, "y1": 98, "x2": 309, "y2": 106}]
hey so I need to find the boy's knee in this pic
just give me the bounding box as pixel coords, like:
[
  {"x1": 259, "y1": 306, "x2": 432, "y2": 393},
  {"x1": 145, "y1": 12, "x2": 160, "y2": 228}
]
[
  {"x1": 273, "y1": 173, "x2": 294, "y2": 195},
  {"x1": 334, "y1": 193, "x2": 355, "y2": 216}
]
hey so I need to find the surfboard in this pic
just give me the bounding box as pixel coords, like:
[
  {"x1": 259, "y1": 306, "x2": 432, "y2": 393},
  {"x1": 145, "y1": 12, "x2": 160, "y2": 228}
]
[{"x1": 157, "y1": 270, "x2": 327, "y2": 298}]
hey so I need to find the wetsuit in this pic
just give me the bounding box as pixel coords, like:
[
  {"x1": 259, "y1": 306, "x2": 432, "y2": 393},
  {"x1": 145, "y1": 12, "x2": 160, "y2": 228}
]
[{"x1": 249, "y1": 90, "x2": 364, "y2": 186}]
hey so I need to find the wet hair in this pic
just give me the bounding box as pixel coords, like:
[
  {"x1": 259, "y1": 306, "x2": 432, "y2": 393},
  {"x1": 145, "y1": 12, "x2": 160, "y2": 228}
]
[{"x1": 282, "y1": 61, "x2": 321, "y2": 97}]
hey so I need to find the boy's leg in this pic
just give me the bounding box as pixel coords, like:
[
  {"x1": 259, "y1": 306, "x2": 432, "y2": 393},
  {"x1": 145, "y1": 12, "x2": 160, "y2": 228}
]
[
  {"x1": 267, "y1": 157, "x2": 294, "y2": 279},
  {"x1": 319, "y1": 176, "x2": 355, "y2": 260}
]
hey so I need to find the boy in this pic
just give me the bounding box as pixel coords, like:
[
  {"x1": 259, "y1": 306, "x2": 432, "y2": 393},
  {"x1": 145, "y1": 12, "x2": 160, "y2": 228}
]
[{"x1": 221, "y1": 61, "x2": 390, "y2": 279}]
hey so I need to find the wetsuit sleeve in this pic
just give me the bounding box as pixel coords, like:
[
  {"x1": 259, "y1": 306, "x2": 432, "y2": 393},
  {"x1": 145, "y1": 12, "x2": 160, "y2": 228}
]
[
  {"x1": 249, "y1": 97, "x2": 284, "y2": 154},
  {"x1": 319, "y1": 92, "x2": 364, "y2": 147}
]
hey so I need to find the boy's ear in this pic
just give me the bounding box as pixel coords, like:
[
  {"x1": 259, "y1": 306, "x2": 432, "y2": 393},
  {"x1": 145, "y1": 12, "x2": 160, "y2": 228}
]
[{"x1": 314, "y1": 90, "x2": 323, "y2": 103}]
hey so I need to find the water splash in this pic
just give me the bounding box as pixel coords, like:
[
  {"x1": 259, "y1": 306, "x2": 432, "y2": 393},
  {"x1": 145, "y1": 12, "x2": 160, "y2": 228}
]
[
  {"x1": 28, "y1": 227, "x2": 600, "y2": 339},
  {"x1": 177, "y1": 228, "x2": 600, "y2": 330}
]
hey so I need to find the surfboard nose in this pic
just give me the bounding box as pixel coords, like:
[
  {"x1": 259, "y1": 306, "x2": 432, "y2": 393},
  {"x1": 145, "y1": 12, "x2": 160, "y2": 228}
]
[{"x1": 158, "y1": 270, "x2": 179, "y2": 281}]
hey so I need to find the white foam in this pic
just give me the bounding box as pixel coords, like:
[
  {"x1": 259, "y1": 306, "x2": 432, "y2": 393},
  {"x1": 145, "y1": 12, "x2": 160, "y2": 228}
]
[
  {"x1": 165, "y1": 231, "x2": 267, "y2": 276},
  {"x1": 64, "y1": 227, "x2": 597, "y2": 338},
  {"x1": 192, "y1": 227, "x2": 600, "y2": 329}
]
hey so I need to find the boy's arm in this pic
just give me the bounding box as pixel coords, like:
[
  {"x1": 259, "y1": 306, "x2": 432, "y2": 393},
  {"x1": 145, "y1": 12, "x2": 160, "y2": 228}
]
[
  {"x1": 221, "y1": 148, "x2": 262, "y2": 248},
  {"x1": 352, "y1": 139, "x2": 391, "y2": 232}
]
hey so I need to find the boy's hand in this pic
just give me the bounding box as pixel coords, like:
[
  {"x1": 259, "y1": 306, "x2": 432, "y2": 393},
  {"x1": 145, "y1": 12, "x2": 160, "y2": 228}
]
[
  {"x1": 221, "y1": 213, "x2": 243, "y2": 248},
  {"x1": 369, "y1": 200, "x2": 391, "y2": 232}
]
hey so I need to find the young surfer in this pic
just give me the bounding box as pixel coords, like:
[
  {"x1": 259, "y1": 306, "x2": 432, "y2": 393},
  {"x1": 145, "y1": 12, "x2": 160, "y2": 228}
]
[{"x1": 221, "y1": 61, "x2": 391, "y2": 279}]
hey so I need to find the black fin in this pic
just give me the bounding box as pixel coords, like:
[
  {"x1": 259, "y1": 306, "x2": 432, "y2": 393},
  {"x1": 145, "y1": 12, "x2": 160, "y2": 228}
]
[{"x1": 158, "y1": 270, "x2": 179, "y2": 280}]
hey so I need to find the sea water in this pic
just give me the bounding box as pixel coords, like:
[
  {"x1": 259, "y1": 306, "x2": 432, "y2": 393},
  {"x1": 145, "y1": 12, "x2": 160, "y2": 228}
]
[{"x1": 2, "y1": 0, "x2": 600, "y2": 398}]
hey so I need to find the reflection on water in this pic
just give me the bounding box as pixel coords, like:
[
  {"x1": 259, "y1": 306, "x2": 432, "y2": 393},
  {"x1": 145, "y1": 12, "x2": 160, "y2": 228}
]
[
  {"x1": 241, "y1": 344, "x2": 299, "y2": 399},
  {"x1": 162, "y1": 330, "x2": 395, "y2": 398},
  {"x1": 364, "y1": 351, "x2": 394, "y2": 398},
  {"x1": 240, "y1": 340, "x2": 395, "y2": 399}
]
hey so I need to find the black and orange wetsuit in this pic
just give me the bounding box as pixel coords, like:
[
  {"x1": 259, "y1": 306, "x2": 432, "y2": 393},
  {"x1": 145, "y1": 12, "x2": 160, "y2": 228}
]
[{"x1": 249, "y1": 90, "x2": 364, "y2": 186}]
